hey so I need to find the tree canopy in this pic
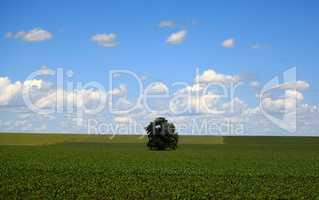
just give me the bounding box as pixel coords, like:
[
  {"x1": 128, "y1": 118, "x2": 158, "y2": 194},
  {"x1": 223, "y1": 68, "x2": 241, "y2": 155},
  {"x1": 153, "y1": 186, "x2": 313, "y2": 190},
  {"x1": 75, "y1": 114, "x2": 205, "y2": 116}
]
[{"x1": 145, "y1": 117, "x2": 178, "y2": 150}]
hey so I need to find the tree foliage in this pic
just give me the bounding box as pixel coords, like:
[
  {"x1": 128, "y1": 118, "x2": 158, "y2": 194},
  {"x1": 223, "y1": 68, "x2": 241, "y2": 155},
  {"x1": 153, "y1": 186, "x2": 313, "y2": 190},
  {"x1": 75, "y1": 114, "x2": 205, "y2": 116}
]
[{"x1": 145, "y1": 117, "x2": 178, "y2": 150}]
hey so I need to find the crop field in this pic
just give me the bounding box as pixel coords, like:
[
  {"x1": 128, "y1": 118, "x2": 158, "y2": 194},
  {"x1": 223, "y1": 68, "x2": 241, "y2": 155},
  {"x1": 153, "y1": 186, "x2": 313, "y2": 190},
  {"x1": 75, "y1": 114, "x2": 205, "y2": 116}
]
[{"x1": 0, "y1": 134, "x2": 319, "y2": 199}]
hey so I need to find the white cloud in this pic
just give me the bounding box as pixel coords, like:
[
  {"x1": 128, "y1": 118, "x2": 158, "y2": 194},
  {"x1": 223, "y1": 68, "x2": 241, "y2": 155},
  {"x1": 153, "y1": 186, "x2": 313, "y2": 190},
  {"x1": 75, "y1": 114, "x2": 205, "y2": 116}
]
[
  {"x1": 14, "y1": 120, "x2": 33, "y2": 130},
  {"x1": 0, "y1": 77, "x2": 22, "y2": 105},
  {"x1": 189, "y1": 94, "x2": 221, "y2": 113},
  {"x1": 222, "y1": 38, "x2": 235, "y2": 48},
  {"x1": 0, "y1": 68, "x2": 318, "y2": 136},
  {"x1": 170, "y1": 90, "x2": 248, "y2": 115},
  {"x1": 195, "y1": 69, "x2": 241, "y2": 84},
  {"x1": 33, "y1": 92, "x2": 56, "y2": 109},
  {"x1": 0, "y1": 77, "x2": 46, "y2": 105},
  {"x1": 285, "y1": 90, "x2": 304, "y2": 101},
  {"x1": 113, "y1": 116, "x2": 133, "y2": 123},
  {"x1": 11, "y1": 28, "x2": 52, "y2": 42},
  {"x1": 147, "y1": 82, "x2": 168, "y2": 94},
  {"x1": 108, "y1": 84, "x2": 128, "y2": 96},
  {"x1": 34, "y1": 89, "x2": 105, "y2": 109},
  {"x1": 34, "y1": 90, "x2": 92, "y2": 110},
  {"x1": 0, "y1": 73, "x2": 128, "y2": 112},
  {"x1": 176, "y1": 83, "x2": 204, "y2": 94},
  {"x1": 276, "y1": 80, "x2": 310, "y2": 91},
  {"x1": 250, "y1": 81, "x2": 259, "y2": 88},
  {"x1": 23, "y1": 79, "x2": 44, "y2": 90},
  {"x1": 261, "y1": 90, "x2": 304, "y2": 112},
  {"x1": 166, "y1": 30, "x2": 187, "y2": 45},
  {"x1": 38, "y1": 66, "x2": 55, "y2": 76},
  {"x1": 250, "y1": 81, "x2": 260, "y2": 91},
  {"x1": 34, "y1": 83, "x2": 128, "y2": 110},
  {"x1": 170, "y1": 69, "x2": 244, "y2": 115},
  {"x1": 170, "y1": 93, "x2": 221, "y2": 114},
  {"x1": 222, "y1": 97, "x2": 247, "y2": 112},
  {"x1": 262, "y1": 97, "x2": 293, "y2": 112},
  {"x1": 159, "y1": 20, "x2": 176, "y2": 28},
  {"x1": 301, "y1": 104, "x2": 318, "y2": 113},
  {"x1": 91, "y1": 33, "x2": 117, "y2": 48}
]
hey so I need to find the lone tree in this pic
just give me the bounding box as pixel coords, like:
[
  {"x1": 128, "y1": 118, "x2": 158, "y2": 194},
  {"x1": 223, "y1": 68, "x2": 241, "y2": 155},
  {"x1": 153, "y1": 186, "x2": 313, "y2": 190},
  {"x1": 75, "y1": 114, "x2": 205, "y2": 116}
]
[{"x1": 145, "y1": 117, "x2": 178, "y2": 150}]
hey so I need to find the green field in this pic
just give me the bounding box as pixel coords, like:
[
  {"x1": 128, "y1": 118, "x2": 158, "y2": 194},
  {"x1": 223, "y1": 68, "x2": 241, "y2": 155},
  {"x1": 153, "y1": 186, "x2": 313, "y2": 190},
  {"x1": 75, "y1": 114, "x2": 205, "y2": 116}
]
[
  {"x1": 0, "y1": 133, "x2": 224, "y2": 145},
  {"x1": 1, "y1": 134, "x2": 319, "y2": 199}
]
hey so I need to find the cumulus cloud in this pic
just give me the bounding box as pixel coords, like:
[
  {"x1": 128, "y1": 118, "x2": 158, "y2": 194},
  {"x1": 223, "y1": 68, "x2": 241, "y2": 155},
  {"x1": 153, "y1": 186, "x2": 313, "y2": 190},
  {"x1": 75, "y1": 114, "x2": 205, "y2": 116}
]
[
  {"x1": 250, "y1": 81, "x2": 260, "y2": 90},
  {"x1": 0, "y1": 72, "x2": 129, "y2": 112},
  {"x1": 91, "y1": 33, "x2": 117, "y2": 48},
  {"x1": 222, "y1": 97, "x2": 247, "y2": 112},
  {"x1": 195, "y1": 69, "x2": 241, "y2": 84},
  {"x1": 108, "y1": 84, "x2": 128, "y2": 96},
  {"x1": 170, "y1": 93, "x2": 221, "y2": 114},
  {"x1": 0, "y1": 67, "x2": 318, "y2": 136},
  {"x1": 23, "y1": 79, "x2": 43, "y2": 89},
  {"x1": 261, "y1": 90, "x2": 304, "y2": 112},
  {"x1": 34, "y1": 87, "x2": 106, "y2": 109},
  {"x1": 191, "y1": 94, "x2": 220, "y2": 114},
  {"x1": 170, "y1": 86, "x2": 248, "y2": 116},
  {"x1": 34, "y1": 90, "x2": 58, "y2": 108},
  {"x1": 0, "y1": 77, "x2": 22, "y2": 105},
  {"x1": 7, "y1": 28, "x2": 52, "y2": 42},
  {"x1": 250, "y1": 81, "x2": 260, "y2": 88},
  {"x1": 113, "y1": 116, "x2": 133, "y2": 123},
  {"x1": 0, "y1": 77, "x2": 46, "y2": 105},
  {"x1": 276, "y1": 80, "x2": 310, "y2": 91},
  {"x1": 222, "y1": 38, "x2": 235, "y2": 48},
  {"x1": 169, "y1": 69, "x2": 245, "y2": 115},
  {"x1": 35, "y1": 90, "x2": 97, "y2": 109},
  {"x1": 285, "y1": 90, "x2": 304, "y2": 101},
  {"x1": 176, "y1": 83, "x2": 204, "y2": 95},
  {"x1": 159, "y1": 20, "x2": 176, "y2": 28},
  {"x1": 166, "y1": 30, "x2": 187, "y2": 45},
  {"x1": 147, "y1": 82, "x2": 168, "y2": 94},
  {"x1": 38, "y1": 66, "x2": 55, "y2": 76},
  {"x1": 262, "y1": 98, "x2": 295, "y2": 112},
  {"x1": 33, "y1": 83, "x2": 128, "y2": 111}
]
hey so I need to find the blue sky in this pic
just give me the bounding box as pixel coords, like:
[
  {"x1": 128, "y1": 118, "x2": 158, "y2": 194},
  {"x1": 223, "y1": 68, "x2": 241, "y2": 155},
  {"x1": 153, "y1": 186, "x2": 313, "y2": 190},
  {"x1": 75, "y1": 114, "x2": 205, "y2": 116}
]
[{"x1": 0, "y1": 0, "x2": 318, "y2": 135}]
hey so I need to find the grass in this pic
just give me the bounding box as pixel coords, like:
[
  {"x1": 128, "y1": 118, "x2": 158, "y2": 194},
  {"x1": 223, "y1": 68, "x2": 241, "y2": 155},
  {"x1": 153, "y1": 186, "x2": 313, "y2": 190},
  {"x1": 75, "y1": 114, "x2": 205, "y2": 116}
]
[
  {"x1": 0, "y1": 133, "x2": 225, "y2": 145},
  {"x1": 0, "y1": 133, "x2": 319, "y2": 199}
]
